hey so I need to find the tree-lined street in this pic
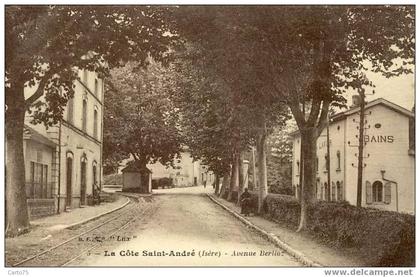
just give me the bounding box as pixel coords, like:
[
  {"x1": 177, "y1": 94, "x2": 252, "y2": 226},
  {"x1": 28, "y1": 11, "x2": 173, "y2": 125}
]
[
  {"x1": 5, "y1": 5, "x2": 415, "y2": 268},
  {"x1": 70, "y1": 187, "x2": 301, "y2": 266}
]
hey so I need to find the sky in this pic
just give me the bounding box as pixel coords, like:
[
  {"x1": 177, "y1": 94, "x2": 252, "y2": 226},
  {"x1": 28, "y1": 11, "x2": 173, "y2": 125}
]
[{"x1": 342, "y1": 71, "x2": 415, "y2": 112}]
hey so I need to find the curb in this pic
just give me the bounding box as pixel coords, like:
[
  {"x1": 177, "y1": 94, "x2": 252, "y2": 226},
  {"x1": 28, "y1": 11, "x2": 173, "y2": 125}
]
[
  {"x1": 207, "y1": 193, "x2": 323, "y2": 267},
  {"x1": 65, "y1": 196, "x2": 131, "y2": 230}
]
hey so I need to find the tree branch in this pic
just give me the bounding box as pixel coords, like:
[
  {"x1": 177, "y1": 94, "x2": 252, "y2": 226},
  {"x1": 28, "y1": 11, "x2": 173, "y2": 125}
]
[
  {"x1": 25, "y1": 71, "x2": 53, "y2": 108},
  {"x1": 289, "y1": 99, "x2": 306, "y2": 130},
  {"x1": 316, "y1": 99, "x2": 331, "y2": 137},
  {"x1": 307, "y1": 98, "x2": 321, "y2": 126}
]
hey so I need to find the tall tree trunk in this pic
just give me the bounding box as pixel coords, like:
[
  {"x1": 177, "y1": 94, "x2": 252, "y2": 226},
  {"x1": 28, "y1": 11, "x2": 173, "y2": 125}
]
[
  {"x1": 220, "y1": 171, "x2": 230, "y2": 198},
  {"x1": 214, "y1": 174, "x2": 220, "y2": 195},
  {"x1": 251, "y1": 146, "x2": 257, "y2": 191},
  {"x1": 256, "y1": 131, "x2": 268, "y2": 214},
  {"x1": 237, "y1": 152, "x2": 244, "y2": 205},
  {"x1": 297, "y1": 127, "x2": 317, "y2": 232},
  {"x1": 228, "y1": 154, "x2": 239, "y2": 201},
  {"x1": 6, "y1": 85, "x2": 30, "y2": 237}
]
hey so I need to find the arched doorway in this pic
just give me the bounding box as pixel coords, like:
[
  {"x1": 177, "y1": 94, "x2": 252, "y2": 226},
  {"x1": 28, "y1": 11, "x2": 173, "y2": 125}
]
[
  {"x1": 80, "y1": 154, "x2": 87, "y2": 206},
  {"x1": 92, "y1": 161, "x2": 98, "y2": 199},
  {"x1": 66, "y1": 156, "x2": 73, "y2": 207}
]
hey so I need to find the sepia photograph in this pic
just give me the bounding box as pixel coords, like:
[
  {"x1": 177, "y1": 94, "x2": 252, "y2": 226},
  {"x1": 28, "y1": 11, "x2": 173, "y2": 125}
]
[{"x1": 3, "y1": 2, "x2": 416, "y2": 272}]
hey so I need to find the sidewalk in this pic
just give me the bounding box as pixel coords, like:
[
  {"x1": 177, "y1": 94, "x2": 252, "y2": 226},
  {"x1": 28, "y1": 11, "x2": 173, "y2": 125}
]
[
  {"x1": 6, "y1": 194, "x2": 130, "y2": 266},
  {"x1": 31, "y1": 194, "x2": 129, "y2": 231},
  {"x1": 208, "y1": 194, "x2": 366, "y2": 267}
]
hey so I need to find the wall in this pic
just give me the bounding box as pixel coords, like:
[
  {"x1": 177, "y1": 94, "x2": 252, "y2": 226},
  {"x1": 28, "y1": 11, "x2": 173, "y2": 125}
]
[
  {"x1": 344, "y1": 104, "x2": 414, "y2": 213},
  {"x1": 147, "y1": 152, "x2": 207, "y2": 187},
  {"x1": 24, "y1": 139, "x2": 56, "y2": 218},
  {"x1": 291, "y1": 102, "x2": 414, "y2": 214},
  {"x1": 23, "y1": 69, "x2": 104, "y2": 213}
]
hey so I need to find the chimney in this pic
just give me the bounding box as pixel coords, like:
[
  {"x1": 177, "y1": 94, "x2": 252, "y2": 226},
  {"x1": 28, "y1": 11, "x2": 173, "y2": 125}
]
[{"x1": 350, "y1": 95, "x2": 361, "y2": 108}]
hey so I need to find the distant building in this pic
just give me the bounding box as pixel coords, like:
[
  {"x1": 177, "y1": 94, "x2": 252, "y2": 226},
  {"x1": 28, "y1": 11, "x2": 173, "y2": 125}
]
[
  {"x1": 121, "y1": 161, "x2": 152, "y2": 193},
  {"x1": 146, "y1": 151, "x2": 214, "y2": 187},
  {"x1": 23, "y1": 69, "x2": 104, "y2": 217},
  {"x1": 290, "y1": 98, "x2": 415, "y2": 214}
]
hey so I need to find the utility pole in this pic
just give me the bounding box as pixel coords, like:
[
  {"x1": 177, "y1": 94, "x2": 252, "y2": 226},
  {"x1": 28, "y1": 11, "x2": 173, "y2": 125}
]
[
  {"x1": 356, "y1": 89, "x2": 366, "y2": 207},
  {"x1": 252, "y1": 146, "x2": 257, "y2": 191},
  {"x1": 326, "y1": 113, "x2": 331, "y2": 201}
]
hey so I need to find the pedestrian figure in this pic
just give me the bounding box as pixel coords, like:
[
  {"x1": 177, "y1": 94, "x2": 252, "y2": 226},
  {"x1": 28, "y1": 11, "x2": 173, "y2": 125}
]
[{"x1": 240, "y1": 188, "x2": 252, "y2": 216}]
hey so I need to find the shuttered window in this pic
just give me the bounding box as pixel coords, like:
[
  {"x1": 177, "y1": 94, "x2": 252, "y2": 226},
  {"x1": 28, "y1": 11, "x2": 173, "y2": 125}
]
[
  {"x1": 82, "y1": 99, "x2": 87, "y2": 132},
  {"x1": 67, "y1": 97, "x2": 74, "y2": 124},
  {"x1": 296, "y1": 161, "x2": 300, "y2": 175},
  {"x1": 332, "y1": 182, "x2": 336, "y2": 201},
  {"x1": 323, "y1": 182, "x2": 328, "y2": 200},
  {"x1": 336, "y1": 151, "x2": 341, "y2": 170},
  {"x1": 366, "y1": 181, "x2": 372, "y2": 204},
  {"x1": 27, "y1": 162, "x2": 49, "y2": 199},
  {"x1": 384, "y1": 182, "x2": 392, "y2": 204},
  {"x1": 93, "y1": 109, "x2": 98, "y2": 139},
  {"x1": 337, "y1": 181, "x2": 344, "y2": 201}
]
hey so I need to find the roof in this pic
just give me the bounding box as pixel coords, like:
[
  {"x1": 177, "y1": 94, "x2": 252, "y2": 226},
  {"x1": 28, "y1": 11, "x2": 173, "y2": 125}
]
[
  {"x1": 121, "y1": 161, "x2": 152, "y2": 173},
  {"x1": 332, "y1": 98, "x2": 414, "y2": 121},
  {"x1": 23, "y1": 125, "x2": 57, "y2": 148},
  {"x1": 289, "y1": 98, "x2": 414, "y2": 138}
]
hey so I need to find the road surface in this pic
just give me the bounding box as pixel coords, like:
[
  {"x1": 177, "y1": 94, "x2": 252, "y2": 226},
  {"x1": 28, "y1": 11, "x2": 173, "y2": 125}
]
[{"x1": 71, "y1": 186, "x2": 301, "y2": 266}]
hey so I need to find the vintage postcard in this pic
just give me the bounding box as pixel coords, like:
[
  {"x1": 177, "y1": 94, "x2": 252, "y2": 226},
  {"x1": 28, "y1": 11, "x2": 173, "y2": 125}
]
[{"x1": 3, "y1": 3, "x2": 415, "y2": 272}]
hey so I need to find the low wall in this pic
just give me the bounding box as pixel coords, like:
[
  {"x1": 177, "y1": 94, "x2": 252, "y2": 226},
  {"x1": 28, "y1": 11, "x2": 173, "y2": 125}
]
[{"x1": 27, "y1": 198, "x2": 56, "y2": 219}]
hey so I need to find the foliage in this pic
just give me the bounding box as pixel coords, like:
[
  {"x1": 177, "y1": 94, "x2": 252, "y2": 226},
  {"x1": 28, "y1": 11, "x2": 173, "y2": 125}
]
[
  {"x1": 103, "y1": 173, "x2": 123, "y2": 187},
  {"x1": 104, "y1": 61, "x2": 183, "y2": 168},
  {"x1": 167, "y1": 51, "x2": 236, "y2": 176},
  {"x1": 172, "y1": 6, "x2": 414, "y2": 230},
  {"x1": 6, "y1": 5, "x2": 176, "y2": 123},
  {"x1": 5, "y1": 5, "x2": 177, "y2": 235},
  {"x1": 171, "y1": 10, "x2": 291, "y2": 179},
  {"x1": 261, "y1": 195, "x2": 415, "y2": 266},
  {"x1": 266, "y1": 124, "x2": 294, "y2": 194}
]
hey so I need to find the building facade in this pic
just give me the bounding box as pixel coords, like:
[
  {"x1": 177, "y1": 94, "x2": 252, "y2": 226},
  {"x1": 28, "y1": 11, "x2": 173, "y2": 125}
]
[
  {"x1": 24, "y1": 69, "x2": 104, "y2": 216},
  {"x1": 147, "y1": 151, "x2": 214, "y2": 187},
  {"x1": 291, "y1": 98, "x2": 415, "y2": 214}
]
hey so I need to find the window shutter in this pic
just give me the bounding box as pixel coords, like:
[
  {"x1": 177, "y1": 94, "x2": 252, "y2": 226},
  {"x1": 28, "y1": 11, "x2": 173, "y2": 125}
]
[
  {"x1": 366, "y1": 181, "x2": 372, "y2": 204},
  {"x1": 384, "y1": 182, "x2": 392, "y2": 204},
  {"x1": 332, "y1": 182, "x2": 336, "y2": 201}
]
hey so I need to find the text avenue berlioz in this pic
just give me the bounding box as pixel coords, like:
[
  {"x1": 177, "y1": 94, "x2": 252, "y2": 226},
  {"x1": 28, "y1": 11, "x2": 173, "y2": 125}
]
[{"x1": 103, "y1": 249, "x2": 284, "y2": 258}]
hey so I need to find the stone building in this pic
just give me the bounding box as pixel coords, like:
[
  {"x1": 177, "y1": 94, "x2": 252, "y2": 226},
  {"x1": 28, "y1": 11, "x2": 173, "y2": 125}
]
[
  {"x1": 290, "y1": 98, "x2": 415, "y2": 214},
  {"x1": 147, "y1": 151, "x2": 214, "y2": 187},
  {"x1": 23, "y1": 69, "x2": 104, "y2": 217}
]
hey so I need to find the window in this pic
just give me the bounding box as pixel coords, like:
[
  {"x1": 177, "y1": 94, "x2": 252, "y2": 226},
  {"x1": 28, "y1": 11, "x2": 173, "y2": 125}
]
[
  {"x1": 336, "y1": 151, "x2": 341, "y2": 170},
  {"x1": 83, "y1": 70, "x2": 88, "y2": 84},
  {"x1": 367, "y1": 181, "x2": 391, "y2": 204},
  {"x1": 337, "y1": 181, "x2": 343, "y2": 201},
  {"x1": 67, "y1": 97, "x2": 74, "y2": 124},
  {"x1": 323, "y1": 182, "x2": 328, "y2": 200},
  {"x1": 372, "y1": 181, "x2": 383, "y2": 202},
  {"x1": 93, "y1": 109, "x2": 98, "y2": 138},
  {"x1": 296, "y1": 160, "x2": 300, "y2": 175},
  {"x1": 82, "y1": 99, "x2": 87, "y2": 132},
  {"x1": 324, "y1": 154, "x2": 328, "y2": 170},
  {"x1": 315, "y1": 178, "x2": 322, "y2": 199},
  {"x1": 316, "y1": 157, "x2": 319, "y2": 172},
  {"x1": 331, "y1": 182, "x2": 336, "y2": 201},
  {"x1": 27, "y1": 162, "x2": 49, "y2": 199},
  {"x1": 94, "y1": 78, "x2": 98, "y2": 96}
]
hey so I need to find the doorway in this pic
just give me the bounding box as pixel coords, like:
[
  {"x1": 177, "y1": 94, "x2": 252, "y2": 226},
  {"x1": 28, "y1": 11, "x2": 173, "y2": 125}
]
[
  {"x1": 66, "y1": 157, "x2": 73, "y2": 207},
  {"x1": 80, "y1": 159, "x2": 87, "y2": 205}
]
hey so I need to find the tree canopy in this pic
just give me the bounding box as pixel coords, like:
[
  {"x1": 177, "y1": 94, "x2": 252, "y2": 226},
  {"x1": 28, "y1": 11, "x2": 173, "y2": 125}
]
[{"x1": 104, "y1": 61, "x2": 183, "y2": 169}]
